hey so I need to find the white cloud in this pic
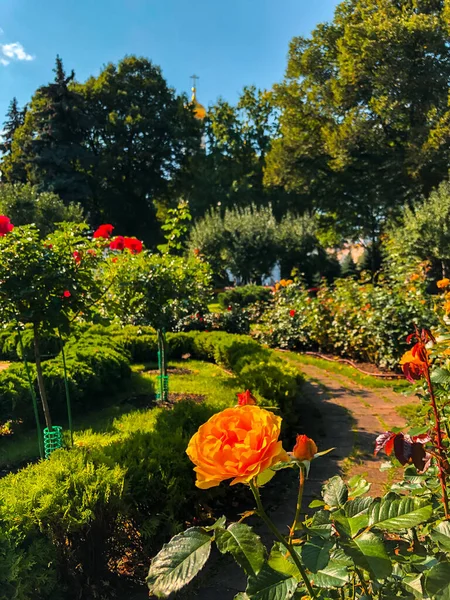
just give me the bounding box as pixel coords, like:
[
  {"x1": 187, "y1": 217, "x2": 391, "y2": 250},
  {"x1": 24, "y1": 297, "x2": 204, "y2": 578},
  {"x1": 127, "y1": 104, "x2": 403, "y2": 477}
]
[
  {"x1": 1, "y1": 42, "x2": 34, "y2": 62},
  {"x1": 0, "y1": 58, "x2": 9, "y2": 66}
]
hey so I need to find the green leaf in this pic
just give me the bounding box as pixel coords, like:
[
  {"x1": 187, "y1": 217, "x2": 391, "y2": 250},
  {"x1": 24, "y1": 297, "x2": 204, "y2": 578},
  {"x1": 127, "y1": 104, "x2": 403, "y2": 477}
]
[
  {"x1": 246, "y1": 563, "x2": 298, "y2": 600},
  {"x1": 234, "y1": 594, "x2": 251, "y2": 600},
  {"x1": 345, "y1": 497, "x2": 375, "y2": 537},
  {"x1": 425, "y1": 562, "x2": 450, "y2": 599},
  {"x1": 311, "y1": 562, "x2": 350, "y2": 588},
  {"x1": 307, "y1": 510, "x2": 332, "y2": 538},
  {"x1": 403, "y1": 574, "x2": 424, "y2": 599},
  {"x1": 215, "y1": 523, "x2": 265, "y2": 577},
  {"x1": 431, "y1": 521, "x2": 450, "y2": 552},
  {"x1": 369, "y1": 497, "x2": 433, "y2": 532},
  {"x1": 204, "y1": 515, "x2": 227, "y2": 531},
  {"x1": 301, "y1": 537, "x2": 333, "y2": 573},
  {"x1": 322, "y1": 476, "x2": 348, "y2": 509},
  {"x1": 268, "y1": 543, "x2": 300, "y2": 578},
  {"x1": 309, "y1": 499, "x2": 325, "y2": 508},
  {"x1": 431, "y1": 367, "x2": 450, "y2": 385},
  {"x1": 256, "y1": 468, "x2": 276, "y2": 486},
  {"x1": 147, "y1": 527, "x2": 212, "y2": 598},
  {"x1": 345, "y1": 532, "x2": 392, "y2": 580},
  {"x1": 347, "y1": 475, "x2": 371, "y2": 498}
]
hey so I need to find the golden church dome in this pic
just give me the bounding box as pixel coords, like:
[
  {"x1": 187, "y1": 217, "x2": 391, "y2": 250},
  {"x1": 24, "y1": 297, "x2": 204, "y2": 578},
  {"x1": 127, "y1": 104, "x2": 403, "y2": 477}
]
[{"x1": 191, "y1": 84, "x2": 206, "y2": 120}]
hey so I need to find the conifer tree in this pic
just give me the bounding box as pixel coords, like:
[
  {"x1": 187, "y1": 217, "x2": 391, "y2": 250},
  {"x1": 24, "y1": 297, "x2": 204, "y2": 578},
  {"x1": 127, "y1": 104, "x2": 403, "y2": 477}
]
[
  {"x1": 29, "y1": 56, "x2": 93, "y2": 205},
  {"x1": 0, "y1": 97, "x2": 26, "y2": 156}
]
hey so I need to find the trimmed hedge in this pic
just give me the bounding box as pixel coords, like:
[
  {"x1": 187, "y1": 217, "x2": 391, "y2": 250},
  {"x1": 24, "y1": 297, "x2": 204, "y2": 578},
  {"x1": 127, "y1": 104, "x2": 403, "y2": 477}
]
[{"x1": 0, "y1": 331, "x2": 131, "y2": 425}]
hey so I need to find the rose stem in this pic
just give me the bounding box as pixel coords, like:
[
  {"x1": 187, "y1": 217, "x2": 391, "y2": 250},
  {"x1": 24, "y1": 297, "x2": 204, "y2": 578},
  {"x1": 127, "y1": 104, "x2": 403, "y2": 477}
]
[
  {"x1": 424, "y1": 366, "x2": 449, "y2": 519},
  {"x1": 289, "y1": 463, "x2": 306, "y2": 544},
  {"x1": 249, "y1": 479, "x2": 316, "y2": 598}
]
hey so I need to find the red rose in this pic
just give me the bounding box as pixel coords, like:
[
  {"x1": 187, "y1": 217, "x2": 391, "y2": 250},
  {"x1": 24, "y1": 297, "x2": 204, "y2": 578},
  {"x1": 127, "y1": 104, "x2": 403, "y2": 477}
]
[
  {"x1": 124, "y1": 236, "x2": 143, "y2": 254},
  {"x1": 237, "y1": 390, "x2": 257, "y2": 406},
  {"x1": 0, "y1": 216, "x2": 13, "y2": 237},
  {"x1": 289, "y1": 309, "x2": 296, "y2": 317},
  {"x1": 110, "y1": 236, "x2": 125, "y2": 251},
  {"x1": 227, "y1": 305, "x2": 232, "y2": 311},
  {"x1": 93, "y1": 224, "x2": 114, "y2": 239},
  {"x1": 63, "y1": 290, "x2": 71, "y2": 298},
  {"x1": 73, "y1": 251, "x2": 82, "y2": 264}
]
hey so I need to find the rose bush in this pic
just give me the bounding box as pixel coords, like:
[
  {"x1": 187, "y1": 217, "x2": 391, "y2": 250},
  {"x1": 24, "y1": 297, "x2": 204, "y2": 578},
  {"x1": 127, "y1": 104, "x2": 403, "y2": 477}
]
[{"x1": 255, "y1": 266, "x2": 436, "y2": 369}]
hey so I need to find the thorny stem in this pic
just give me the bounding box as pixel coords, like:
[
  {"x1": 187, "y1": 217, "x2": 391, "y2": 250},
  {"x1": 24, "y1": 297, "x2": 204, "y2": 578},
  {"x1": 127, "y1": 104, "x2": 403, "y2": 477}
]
[
  {"x1": 424, "y1": 367, "x2": 450, "y2": 519},
  {"x1": 289, "y1": 464, "x2": 306, "y2": 544},
  {"x1": 249, "y1": 480, "x2": 316, "y2": 599}
]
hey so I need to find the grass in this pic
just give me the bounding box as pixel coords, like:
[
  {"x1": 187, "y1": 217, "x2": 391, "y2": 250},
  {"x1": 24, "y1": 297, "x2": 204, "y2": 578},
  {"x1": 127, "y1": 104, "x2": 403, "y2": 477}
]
[
  {"x1": 280, "y1": 351, "x2": 410, "y2": 392},
  {"x1": 0, "y1": 359, "x2": 240, "y2": 469}
]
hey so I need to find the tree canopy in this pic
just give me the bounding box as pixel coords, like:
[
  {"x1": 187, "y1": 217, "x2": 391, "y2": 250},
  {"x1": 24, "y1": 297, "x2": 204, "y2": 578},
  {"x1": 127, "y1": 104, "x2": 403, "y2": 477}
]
[{"x1": 265, "y1": 0, "x2": 450, "y2": 239}]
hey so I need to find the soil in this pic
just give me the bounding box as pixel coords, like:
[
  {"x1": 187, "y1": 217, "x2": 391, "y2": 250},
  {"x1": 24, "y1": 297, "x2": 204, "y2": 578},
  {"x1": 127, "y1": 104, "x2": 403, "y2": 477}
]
[{"x1": 145, "y1": 367, "x2": 194, "y2": 376}]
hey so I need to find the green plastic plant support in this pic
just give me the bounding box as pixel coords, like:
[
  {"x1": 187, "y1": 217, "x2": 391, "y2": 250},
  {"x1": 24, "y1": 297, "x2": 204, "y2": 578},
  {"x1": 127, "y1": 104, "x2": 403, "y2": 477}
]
[
  {"x1": 58, "y1": 329, "x2": 73, "y2": 446},
  {"x1": 43, "y1": 425, "x2": 63, "y2": 458},
  {"x1": 16, "y1": 327, "x2": 44, "y2": 459},
  {"x1": 156, "y1": 329, "x2": 169, "y2": 402}
]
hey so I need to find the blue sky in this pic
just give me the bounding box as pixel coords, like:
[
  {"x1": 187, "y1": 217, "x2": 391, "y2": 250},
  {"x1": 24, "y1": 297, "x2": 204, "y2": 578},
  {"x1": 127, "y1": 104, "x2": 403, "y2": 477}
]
[{"x1": 0, "y1": 0, "x2": 339, "y2": 122}]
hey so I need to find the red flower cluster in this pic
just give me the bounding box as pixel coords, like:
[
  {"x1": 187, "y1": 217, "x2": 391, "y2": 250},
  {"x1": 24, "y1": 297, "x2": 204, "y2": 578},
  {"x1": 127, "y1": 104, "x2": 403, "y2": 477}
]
[
  {"x1": 237, "y1": 390, "x2": 257, "y2": 406},
  {"x1": 63, "y1": 290, "x2": 71, "y2": 298},
  {"x1": 0, "y1": 216, "x2": 14, "y2": 236},
  {"x1": 109, "y1": 236, "x2": 143, "y2": 254},
  {"x1": 375, "y1": 431, "x2": 431, "y2": 472},
  {"x1": 289, "y1": 309, "x2": 296, "y2": 317},
  {"x1": 73, "y1": 250, "x2": 82, "y2": 264},
  {"x1": 93, "y1": 224, "x2": 114, "y2": 239}
]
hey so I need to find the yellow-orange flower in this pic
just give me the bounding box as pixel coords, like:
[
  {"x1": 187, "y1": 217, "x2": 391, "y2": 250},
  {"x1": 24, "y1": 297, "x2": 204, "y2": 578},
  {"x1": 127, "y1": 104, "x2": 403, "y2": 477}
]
[
  {"x1": 400, "y1": 349, "x2": 430, "y2": 382},
  {"x1": 292, "y1": 434, "x2": 318, "y2": 461},
  {"x1": 186, "y1": 405, "x2": 288, "y2": 489},
  {"x1": 437, "y1": 278, "x2": 450, "y2": 289},
  {"x1": 444, "y1": 300, "x2": 450, "y2": 314}
]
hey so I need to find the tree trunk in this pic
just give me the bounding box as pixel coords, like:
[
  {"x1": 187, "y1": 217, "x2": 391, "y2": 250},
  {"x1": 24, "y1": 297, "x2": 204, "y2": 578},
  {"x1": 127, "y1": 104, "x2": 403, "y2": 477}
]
[{"x1": 33, "y1": 322, "x2": 52, "y2": 430}]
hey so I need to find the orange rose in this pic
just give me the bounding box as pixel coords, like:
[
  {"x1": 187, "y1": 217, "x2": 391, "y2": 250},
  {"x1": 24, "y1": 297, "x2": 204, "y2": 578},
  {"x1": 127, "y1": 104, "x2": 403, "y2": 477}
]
[
  {"x1": 186, "y1": 405, "x2": 288, "y2": 489},
  {"x1": 437, "y1": 278, "x2": 450, "y2": 289},
  {"x1": 400, "y1": 349, "x2": 429, "y2": 382},
  {"x1": 292, "y1": 434, "x2": 318, "y2": 461}
]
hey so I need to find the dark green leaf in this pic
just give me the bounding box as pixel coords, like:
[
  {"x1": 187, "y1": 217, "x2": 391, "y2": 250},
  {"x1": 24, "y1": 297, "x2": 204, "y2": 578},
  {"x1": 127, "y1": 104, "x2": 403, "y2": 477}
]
[
  {"x1": 216, "y1": 523, "x2": 265, "y2": 577},
  {"x1": 312, "y1": 562, "x2": 350, "y2": 588},
  {"x1": 246, "y1": 563, "x2": 298, "y2": 600},
  {"x1": 425, "y1": 562, "x2": 450, "y2": 599},
  {"x1": 147, "y1": 527, "x2": 212, "y2": 597},
  {"x1": 345, "y1": 532, "x2": 392, "y2": 580},
  {"x1": 431, "y1": 521, "x2": 450, "y2": 552},
  {"x1": 369, "y1": 497, "x2": 433, "y2": 532},
  {"x1": 322, "y1": 476, "x2": 348, "y2": 509},
  {"x1": 301, "y1": 537, "x2": 333, "y2": 573}
]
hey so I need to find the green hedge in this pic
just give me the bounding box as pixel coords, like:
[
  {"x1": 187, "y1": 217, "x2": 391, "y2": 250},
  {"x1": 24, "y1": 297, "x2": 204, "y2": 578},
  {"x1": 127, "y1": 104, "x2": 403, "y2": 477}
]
[
  {"x1": 0, "y1": 331, "x2": 131, "y2": 425},
  {"x1": 218, "y1": 284, "x2": 272, "y2": 309}
]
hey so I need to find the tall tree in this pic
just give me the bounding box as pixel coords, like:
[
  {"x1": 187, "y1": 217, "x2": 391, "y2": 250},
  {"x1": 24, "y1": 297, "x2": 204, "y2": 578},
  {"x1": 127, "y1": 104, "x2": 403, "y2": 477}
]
[
  {"x1": 0, "y1": 97, "x2": 26, "y2": 156},
  {"x1": 28, "y1": 56, "x2": 93, "y2": 205},
  {"x1": 265, "y1": 0, "x2": 450, "y2": 239},
  {"x1": 187, "y1": 86, "x2": 292, "y2": 217},
  {"x1": 78, "y1": 56, "x2": 202, "y2": 244}
]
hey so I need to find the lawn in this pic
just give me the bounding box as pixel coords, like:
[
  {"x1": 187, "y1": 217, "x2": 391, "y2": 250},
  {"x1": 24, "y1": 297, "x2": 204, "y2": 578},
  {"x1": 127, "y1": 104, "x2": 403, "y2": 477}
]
[
  {"x1": 0, "y1": 359, "x2": 240, "y2": 470},
  {"x1": 280, "y1": 350, "x2": 410, "y2": 392}
]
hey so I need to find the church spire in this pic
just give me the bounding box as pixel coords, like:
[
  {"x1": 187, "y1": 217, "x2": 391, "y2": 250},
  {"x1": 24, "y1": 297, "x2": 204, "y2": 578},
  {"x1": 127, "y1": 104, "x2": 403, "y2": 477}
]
[{"x1": 190, "y1": 74, "x2": 206, "y2": 120}]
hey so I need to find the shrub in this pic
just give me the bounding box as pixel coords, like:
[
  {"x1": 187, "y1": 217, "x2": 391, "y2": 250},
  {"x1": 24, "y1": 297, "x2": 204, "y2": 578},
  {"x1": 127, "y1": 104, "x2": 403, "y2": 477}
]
[
  {"x1": 256, "y1": 271, "x2": 437, "y2": 369},
  {"x1": 0, "y1": 448, "x2": 125, "y2": 597},
  {"x1": 218, "y1": 284, "x2": 272, "y2": 309},
  {"x1": 176, "y1": 307, "x2": 251, "y2": 335}
]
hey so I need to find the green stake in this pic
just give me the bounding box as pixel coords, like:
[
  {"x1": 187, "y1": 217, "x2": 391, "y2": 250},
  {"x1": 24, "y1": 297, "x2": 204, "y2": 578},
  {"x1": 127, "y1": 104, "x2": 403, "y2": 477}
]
[{"x1": 58, "y1": 328, "x2": 73, "y2": 446}]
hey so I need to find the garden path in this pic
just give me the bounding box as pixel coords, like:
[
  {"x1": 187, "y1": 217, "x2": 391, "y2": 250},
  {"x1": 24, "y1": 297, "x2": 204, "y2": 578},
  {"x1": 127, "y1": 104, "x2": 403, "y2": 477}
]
[{"x1": 168, "y1": 357, "x2": 418, "y2": 600}]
